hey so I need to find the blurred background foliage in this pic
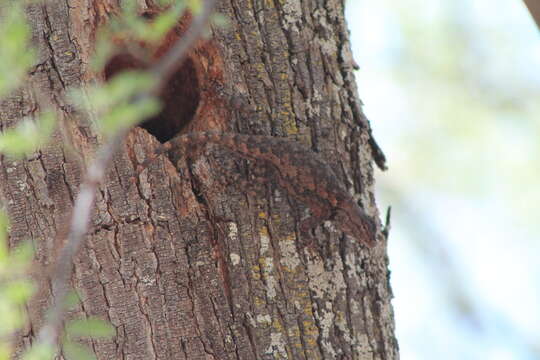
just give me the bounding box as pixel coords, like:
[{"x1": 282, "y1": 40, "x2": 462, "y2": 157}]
[{"x1": 346, "y1": 0, "x2": 540, "y2": 359}]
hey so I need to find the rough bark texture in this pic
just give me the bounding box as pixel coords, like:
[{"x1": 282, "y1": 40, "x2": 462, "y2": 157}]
[{"x1": 1, "y1": 1, "x2": 398, "y2": 359}]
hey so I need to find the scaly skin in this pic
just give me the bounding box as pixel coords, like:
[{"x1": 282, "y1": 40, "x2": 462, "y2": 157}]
[{"x1": 138, "y1": 131, "x2": 377, "y2": 247}]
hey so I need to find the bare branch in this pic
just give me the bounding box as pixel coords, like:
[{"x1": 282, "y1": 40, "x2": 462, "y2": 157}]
[
  {"x1": 36, "y1": 128, "x2": 128, "y2": 346},
  {"x1": 35, "y1": 0, "x2": 217, "y2": 348},
  {"x1": 151, "y1": 0, "x2": 218, "y2": 93}
]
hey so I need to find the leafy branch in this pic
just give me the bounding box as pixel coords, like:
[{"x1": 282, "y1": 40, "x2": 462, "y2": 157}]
[{"x1": 0, "y1": 0, "x2": 218, "y2": 358}]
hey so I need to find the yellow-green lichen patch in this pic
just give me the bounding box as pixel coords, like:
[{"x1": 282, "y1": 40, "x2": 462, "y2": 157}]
[
  {"x1": 229, "y1": 253, "x2": 241, "y2": 266},
  {"x1": 251, "y1": 264, "x2": 261, "y2": 280},
  {"x1": 226, "y1": 222, "x2": 239, "y2": 240},
  {"x1": 334, "y1": 310, "x2": 353, "y2": 344},
  {"x1": 264, "y1": 332, "x2": 288, "y2": 358},
  {"x1": 302, "y1": 320, "x2": 319, "y2": 342},
  {"x1": 305, "y1": 255, "x2": 346, "y2": 299},
  {"x1": 256, "y1": 314, "x2": 272, "y2": 326},
  {"x1": 278, "y1": 234, "x2": 300, "y2": 271},
  {"x1": 259, "y1": 225, "x2": 271, "y2": 255},
  {"x1": 281, "y1": 103, "x2": 298, "y2": 135},
  {"x1": 258, "y1": 256, "x2": 278, "y2": 299},
  {"x1": 282, "y1": 0, "x2": 302, "y2": 29}
]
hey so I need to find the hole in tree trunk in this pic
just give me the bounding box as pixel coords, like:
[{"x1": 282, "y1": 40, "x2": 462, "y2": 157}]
[{"x1": 104, "y1": 54, "x2": 200, "y2": 143}]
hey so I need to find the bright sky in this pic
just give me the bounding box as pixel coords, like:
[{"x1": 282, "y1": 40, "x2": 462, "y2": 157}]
[{"x1": 346, "y1": 1, "x2": 540, "y2": 359}]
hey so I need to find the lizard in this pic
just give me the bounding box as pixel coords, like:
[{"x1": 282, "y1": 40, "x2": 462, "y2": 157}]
[{"x1": 136, "y1": 131, "x2": 378, "y2": 247}]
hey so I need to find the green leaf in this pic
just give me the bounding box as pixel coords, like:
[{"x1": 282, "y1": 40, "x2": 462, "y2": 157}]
[
  {"x1": 0, "y1": 212, "x2": 8, "y2": 263},
  {"x1": 143, "y1": 3, "x2": 186, "y2": 42},
  {"x1": 99, "y1": 97, "x2": 160, "y2": 135},
  {"x1": 22, "y1": 343, "x2": 55, "y2": 360},
  {"x1": 3, "y1": 280, "x2": 35, "y2": 304},
  {"x1": 80, "y1": 71, "x2": 156, "y2": 110},
  {"x1": 0, "y1": 240, "x2": 34, "y2": 279},
  {"x1": 8, "y1": 241, "x2": 34, "y2": 267},
  {"x1": 63, "y1": 290, "x2": 81, "y2": 310},
  {"x1": 65, "y1": 317, "x2": 115, "y2": 338},
  {"x1": 90, "y1": 30, "x2": 115, "y2": 72},
  {"x1": 0, "y1": 112, "x2": 57, "y2": 158},
  {"x1": 111, "y1": 0, "x2": 188, "y2": 43},
  {"x1": 71, "y1": 71, "x2": 156, "y2": 111},
  {"x1": 121, "y1": 0, "x2": 138, "y2": 16},
  {"x1": 157, "y1": 0, "x2": 183, "y2": 5},
  {"x1": 0, "y1": 342, "x2": 11, "y2": 360},
  {"x1": 0, "y1": 298, "x2": 24, "y2": 335},
  {"x1": 188, "y1": 0, "x2": 203, "y2": 14},
  {"x1": 0, "y1": 4, "x2": 36, "y2": 98},
  {"x1": 211, "y1": 13, "x2": 230, "y2": 28},
  {"x1": 70, "y1": 71, "x2": 160, "y2": 136},
  {"x1": 114, "y1": 0, "x2": 152, "y2": 41},
  {"x1": 62, "y1": 341, "x2": 96, "y2": 360}
]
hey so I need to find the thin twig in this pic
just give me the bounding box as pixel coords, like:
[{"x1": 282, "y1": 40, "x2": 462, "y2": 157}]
[
  {"x1": 35, "y1": 0, "x2": 217, "y2": 347},
  {"x1": 151, "y1": 0, "x2": 218, "y2": 93},
  {"x1": 36, "y1": 128, "x2": 128, "y2": 346}
]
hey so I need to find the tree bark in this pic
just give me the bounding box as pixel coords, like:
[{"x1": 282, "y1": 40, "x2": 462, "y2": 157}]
[{"x1": 1, "y1": 1, "x2": 398, "y2": 359}]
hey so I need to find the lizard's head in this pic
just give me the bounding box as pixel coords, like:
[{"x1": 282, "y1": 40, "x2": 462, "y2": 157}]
[{"x1": 334, "y1": 206, "x2": 377, "y2": 248}]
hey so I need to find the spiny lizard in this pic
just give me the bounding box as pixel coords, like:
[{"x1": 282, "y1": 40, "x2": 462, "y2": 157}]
[{"x1": 137, "y1": 132, "x2": 377, "y2": 247}]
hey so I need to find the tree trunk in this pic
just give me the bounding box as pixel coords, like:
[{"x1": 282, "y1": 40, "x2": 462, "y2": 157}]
[{"x1": 1, "y1": 1, "x2": 398, "y2": 359}]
